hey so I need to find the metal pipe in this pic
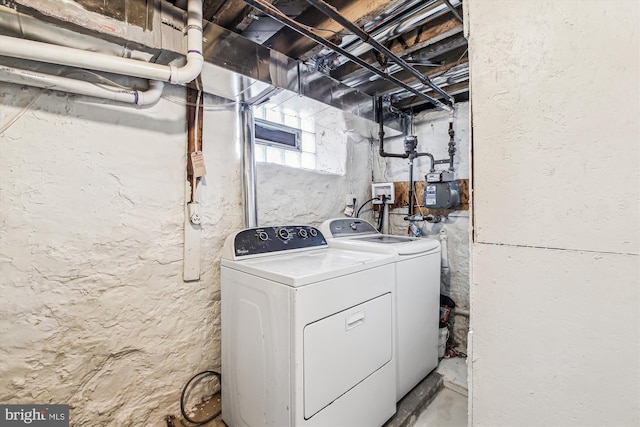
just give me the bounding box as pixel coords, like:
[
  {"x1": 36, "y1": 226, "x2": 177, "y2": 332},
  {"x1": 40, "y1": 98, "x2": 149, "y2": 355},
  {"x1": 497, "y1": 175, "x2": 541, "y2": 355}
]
[
  {"x1": 325, "y1": 0, "x2": 459, "y2": 71},
  {"x1": 0, "y1": 0, "x2": 203, "y2": 84},
  {"x1": 408, "y1": 159, "x2": 415, "y2": 216},
  {"x1": 447, "y1": 114, "x2": 456, "y2": 170},
  {"x1": 442, "y1": 0, "x2": 463, "y2": 23},
  {"x1": 241, "y1": 0, "x2": 450, "y2": 111},
  {"x1": 237, "y1": 102, "x2": 258, "y2": 228},
  {"x1": 0, "y1": 64, "x2": 164, "y2": 105},
  {"x1": 305, "y1": 0, "x2": 453, "y2": 103},
  {"x1": 377, "y1": 97, "x2": 408, "y2": 158},
  {"x1": 417, "y1": 152, "x2": 436, "y2": 172}
]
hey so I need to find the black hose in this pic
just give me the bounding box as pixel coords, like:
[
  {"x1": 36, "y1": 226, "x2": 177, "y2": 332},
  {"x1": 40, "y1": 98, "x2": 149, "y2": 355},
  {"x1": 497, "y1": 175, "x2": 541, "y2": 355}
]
[
  {"x1": 180, "y1": 370, "x2": 222, "y2": 425},
  {"x1": 377, "y1": 195, "x2": 387, "y2": 232},
  {"x1": 356, "y1": 197, "x2": 380, "y2": 218}
]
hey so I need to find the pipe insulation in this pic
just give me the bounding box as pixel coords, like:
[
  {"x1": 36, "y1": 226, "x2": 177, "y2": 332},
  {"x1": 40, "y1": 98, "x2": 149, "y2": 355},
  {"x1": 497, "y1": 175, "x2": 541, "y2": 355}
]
[
  {"x1": 0, "y1": 65, "x2": 164, "y2": 105},
  {"x1": 0, "y1": 6, "x2": 152, "y2": 61},
  {"x1": 0, "y1": 0, "x2": 203, "y2": 85}
]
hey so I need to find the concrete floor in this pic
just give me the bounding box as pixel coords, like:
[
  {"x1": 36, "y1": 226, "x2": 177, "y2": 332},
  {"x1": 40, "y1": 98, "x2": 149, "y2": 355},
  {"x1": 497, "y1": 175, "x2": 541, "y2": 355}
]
[
  {"x1": 170, "y1": 357, "x2": 469, "y2": 427},
  {"x1": 413, "y1": 388, "x2": 468, "y2": 427},
  {"x1": 413, "y1": 357, "x2": 468, "y2": 427}
]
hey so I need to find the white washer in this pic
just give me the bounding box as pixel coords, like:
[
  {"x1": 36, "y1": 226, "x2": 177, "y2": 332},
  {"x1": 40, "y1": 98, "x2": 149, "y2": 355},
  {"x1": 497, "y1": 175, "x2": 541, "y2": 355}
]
[
  {"x1": 221, "y1": 225, "x2": 397, "y2": 427},
  {"x1": 320, "y1": 218, "x2": 441, "y2": 401}
]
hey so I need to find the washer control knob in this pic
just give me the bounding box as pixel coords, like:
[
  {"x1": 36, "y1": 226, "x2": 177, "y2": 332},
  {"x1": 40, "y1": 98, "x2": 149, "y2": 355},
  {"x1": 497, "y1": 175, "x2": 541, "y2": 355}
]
[
  {"x1": 277, "y1": 228, "x2": 291, "y2": 241},
  {"x1": 297, "y1": 229, "x2": 308, "y2": 238},
  {"x1": 308, "y1": 228, "x2": 318, "y2": 237},
  {"x1": 257, "y1": 231, "x2": 269, "y2": 241},
  {"x1": 350, "y1": 222, "x2": 358, "y2": 230}
]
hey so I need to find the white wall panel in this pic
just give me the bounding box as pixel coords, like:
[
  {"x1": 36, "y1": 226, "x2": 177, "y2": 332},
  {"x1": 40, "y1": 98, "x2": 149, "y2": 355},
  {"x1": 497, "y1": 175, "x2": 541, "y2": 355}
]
[{"x1": 471, "y1": 243, "x2": 639, "y2": 427}]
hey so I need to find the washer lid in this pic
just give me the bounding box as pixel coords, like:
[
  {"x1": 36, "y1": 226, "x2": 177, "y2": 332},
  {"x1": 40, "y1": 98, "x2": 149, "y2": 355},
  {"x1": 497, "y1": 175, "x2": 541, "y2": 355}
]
[
  {"x1": 221, "y1": 247, "x2": 395, "y2": 287},
  {"x1": 327, "y1": 234, "x2": 440, "y2": 256}
]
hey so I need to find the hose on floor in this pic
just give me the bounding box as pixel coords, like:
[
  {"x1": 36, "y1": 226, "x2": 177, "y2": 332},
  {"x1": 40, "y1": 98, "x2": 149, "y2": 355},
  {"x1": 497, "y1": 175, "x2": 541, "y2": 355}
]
[{"x1": 180, "y1": 370, "x2": 222, "y2": 425}]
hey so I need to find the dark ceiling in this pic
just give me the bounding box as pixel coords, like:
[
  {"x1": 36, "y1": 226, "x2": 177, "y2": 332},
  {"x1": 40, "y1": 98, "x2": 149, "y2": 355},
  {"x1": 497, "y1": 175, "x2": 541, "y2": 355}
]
[
  {"x1": 176, "y1": 0, "x2": 467, "y2": 112},
  {"x1": 2, "y1": 0, "x2": 467, "y2": 113}
]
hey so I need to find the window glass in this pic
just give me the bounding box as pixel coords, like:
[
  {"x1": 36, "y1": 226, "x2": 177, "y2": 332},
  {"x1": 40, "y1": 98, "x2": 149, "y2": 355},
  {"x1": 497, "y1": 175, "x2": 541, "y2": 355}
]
[
  {"x1": 301, "y1": 152, "x2": 316, "y2": 170},
  {"x1": 253, "y1": 107, "x2": 319, "y2": 171},
  {"x1": 266, "y1": 146, "x2": 284, "y2": 165}
]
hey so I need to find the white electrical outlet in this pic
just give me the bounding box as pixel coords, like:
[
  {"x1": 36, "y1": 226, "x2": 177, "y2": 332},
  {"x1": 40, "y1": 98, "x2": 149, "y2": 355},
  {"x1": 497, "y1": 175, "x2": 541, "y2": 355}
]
[
  {"x1": 345, "y1": 193, "x2": 356, "y2": 206},
  {"x1": 371, "y1": 183, "x2": 395, "y2": 204}
]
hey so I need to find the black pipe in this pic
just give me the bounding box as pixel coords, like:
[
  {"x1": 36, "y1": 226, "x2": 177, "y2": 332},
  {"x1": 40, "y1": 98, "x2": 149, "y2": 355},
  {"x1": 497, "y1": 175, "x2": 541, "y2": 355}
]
[
  {"x1": 448, "y1": 117, "x2": 456, "y2": 170},
  {"x1": 408, "y1": 160, "x2": 414, "y2": 216},
  {"x1": 242, "y1": 0, "x2": 450, "y2": 111},
  {"x1": 304, "y1": 0, "x2": 454, "y2": 104},
  {"x1": 378, "y1": 97, "x2": 408, "y2": 158}
]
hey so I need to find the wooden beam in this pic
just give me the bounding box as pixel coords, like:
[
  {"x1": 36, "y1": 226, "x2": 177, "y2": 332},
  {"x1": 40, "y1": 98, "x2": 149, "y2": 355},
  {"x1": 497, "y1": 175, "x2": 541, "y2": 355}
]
[
  {"x1": 331, "y1": 15, "x2": 463, "y2": 80},
  {"x1": 263, "y1": 0, "x2": 406, "y2": 59},
  {"x1": 202, "y1": 0, "x2": 227, "y2": 22}
]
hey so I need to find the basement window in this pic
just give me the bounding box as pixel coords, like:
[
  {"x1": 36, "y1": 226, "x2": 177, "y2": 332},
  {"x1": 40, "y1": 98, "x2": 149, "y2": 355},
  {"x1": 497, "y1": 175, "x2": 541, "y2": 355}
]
[{"x1": 254, "y1": 106, "x2": 316, "y2": 170}]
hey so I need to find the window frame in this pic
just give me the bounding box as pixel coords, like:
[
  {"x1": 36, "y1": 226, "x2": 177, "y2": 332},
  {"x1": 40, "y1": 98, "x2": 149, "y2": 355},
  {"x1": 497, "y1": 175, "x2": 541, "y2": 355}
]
[{"x1": 254, "y1": 118, "x2": 302, "y2": 152}]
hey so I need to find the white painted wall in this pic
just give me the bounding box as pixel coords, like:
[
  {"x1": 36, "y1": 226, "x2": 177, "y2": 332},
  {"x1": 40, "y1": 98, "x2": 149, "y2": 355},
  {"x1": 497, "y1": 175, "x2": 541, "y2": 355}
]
[
  {"x1": 467, "y1": 1, "x2": 639, "y2": 426},
  {"x1": 257, "y1": 110, "x2": 374, "y2": 226},
  {"x1": 0, "y1": 75, "x2": 243, "y2": 425},
  {"x1": 373, "y1": 102, "x2": 471, "y2": 350},
  {"x1": 0, "y1": 61, "x2": 377, "y2": 425}
]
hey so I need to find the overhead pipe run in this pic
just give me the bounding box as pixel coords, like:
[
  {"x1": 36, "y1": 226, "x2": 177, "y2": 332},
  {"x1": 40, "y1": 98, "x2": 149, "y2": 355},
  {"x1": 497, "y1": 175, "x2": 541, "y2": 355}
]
[
  {"x1": 304, "y1": 0, "x2": 454, "y2": 105},
  {"x1": 241, "y1": 0, "x2": 451, "y2": 111},
  {"x1": 321, "y1": 0, "x2": 461, "y2": 73},
  {"x1": 0, "y1": 65, "x2": 164, "y2": 105},
  {"x1": 376, "y1": 97, "x2": 436, "y2": 218},
  {"x1": 0, "y1": 0, "x2": 203, "y2": 103},
  {"x1": 377, "y1": 97, "x2": 436, "y2": 169}
]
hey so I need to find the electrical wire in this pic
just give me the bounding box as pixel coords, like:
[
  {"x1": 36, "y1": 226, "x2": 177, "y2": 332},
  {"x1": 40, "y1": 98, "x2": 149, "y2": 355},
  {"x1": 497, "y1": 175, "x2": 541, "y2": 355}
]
[
  {"x1": 0, "y1": 90, "x2": 42, "y2": 134},
  {"x1": 180, "y1": 370, "x2": 222, "y2": 425},
  {"x1": 413, "y1": 181, "x2": 425, "y2": 217},
  {"x1": 355, "y1": 197, "x2": 380, "y2": 218}
]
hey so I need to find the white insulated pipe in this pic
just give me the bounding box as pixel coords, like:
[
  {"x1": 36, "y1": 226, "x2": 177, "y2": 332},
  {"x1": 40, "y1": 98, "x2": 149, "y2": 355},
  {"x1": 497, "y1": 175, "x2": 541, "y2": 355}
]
[
  {"x1": 440, "y1": 228, "x2": 450, "y2": 269},
  {"x1": 0, "y1": 65, "x2": 164, "y2": 105},
  {"x1": 0, "y1": 6, "x2": 151, "y2": 61},
  {"x1": 0, "y1": 0, "x2": 203, "y2": 85}
]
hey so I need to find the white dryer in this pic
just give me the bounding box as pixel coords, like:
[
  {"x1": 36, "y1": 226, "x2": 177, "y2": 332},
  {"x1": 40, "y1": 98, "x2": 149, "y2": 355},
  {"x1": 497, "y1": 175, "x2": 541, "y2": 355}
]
[
  {"x1": 221, "y1": 225, "x2": 397, "y2": 427},
  {"x1": 320, "y1": 218, "x2": 441, "y2": 401}
]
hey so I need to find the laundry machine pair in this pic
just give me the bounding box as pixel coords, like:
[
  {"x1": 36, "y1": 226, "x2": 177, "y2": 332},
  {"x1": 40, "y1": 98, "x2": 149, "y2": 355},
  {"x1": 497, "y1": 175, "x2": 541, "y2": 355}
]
[{"x1": 220, "y1": 225, "x2": 397, "y2": 427}]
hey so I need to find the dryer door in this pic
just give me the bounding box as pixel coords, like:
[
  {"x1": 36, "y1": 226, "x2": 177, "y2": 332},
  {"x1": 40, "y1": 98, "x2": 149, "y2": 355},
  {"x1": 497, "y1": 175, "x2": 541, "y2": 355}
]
[{"x1": 303, "y1": 293, "x2": 393, "y2": 419}]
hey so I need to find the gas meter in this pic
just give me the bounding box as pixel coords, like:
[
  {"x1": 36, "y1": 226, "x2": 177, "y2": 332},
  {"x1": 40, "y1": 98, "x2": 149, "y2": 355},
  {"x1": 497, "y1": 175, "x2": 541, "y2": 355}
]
[{"x1": 423, "y1": 171, "x2": 460, "y2": 210}]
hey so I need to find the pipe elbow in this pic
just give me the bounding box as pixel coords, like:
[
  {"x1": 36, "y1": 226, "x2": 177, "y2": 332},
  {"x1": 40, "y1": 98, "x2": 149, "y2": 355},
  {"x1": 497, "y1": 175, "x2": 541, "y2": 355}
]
[
  {"x1": 169, "y1": 52, "x2": 204, "y2": 84},
  {"x1": 136, "y1": 80, "x2": 164, "y2": 105}
]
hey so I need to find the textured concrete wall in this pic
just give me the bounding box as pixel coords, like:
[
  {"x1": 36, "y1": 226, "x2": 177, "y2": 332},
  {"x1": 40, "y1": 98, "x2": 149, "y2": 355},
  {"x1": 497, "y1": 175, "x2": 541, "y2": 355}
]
[
  {"x1": 467, "y1": 1, "x2": 639, "y2": 426},
  {"x1": 258, "y1": 123, "x2": 373, "y2": 227},
  {"x1": 373, "y1": 102, "x2": 470, "y2": 350},
  {"x1": 0, "y1": 78, "x2": 242, "y2": 425},
  {"x1": 0, "y1": 66, "x2": 376, "y2": 425}
]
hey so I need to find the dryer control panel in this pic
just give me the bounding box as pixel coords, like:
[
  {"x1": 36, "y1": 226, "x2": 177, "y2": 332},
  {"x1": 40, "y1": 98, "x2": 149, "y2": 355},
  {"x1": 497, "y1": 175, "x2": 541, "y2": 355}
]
[{"x1": 233, "y1": 226, "x2": 327, "y2": 257}]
